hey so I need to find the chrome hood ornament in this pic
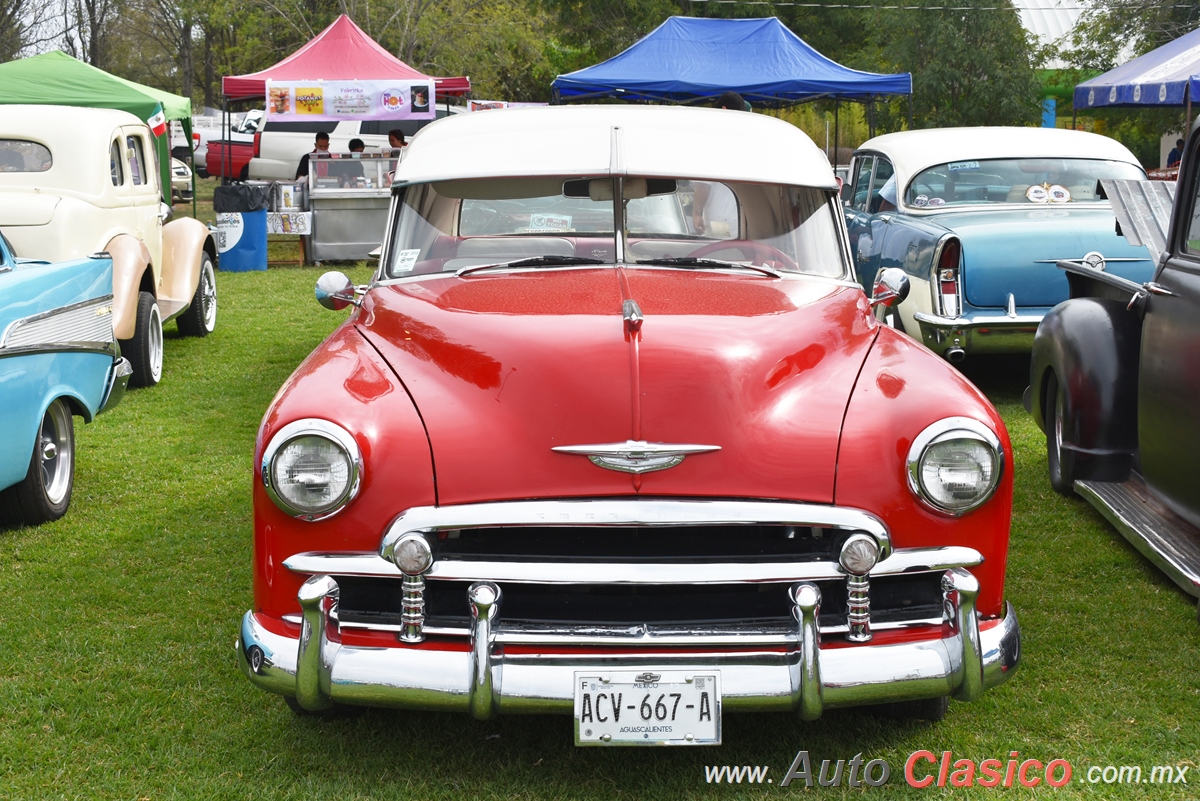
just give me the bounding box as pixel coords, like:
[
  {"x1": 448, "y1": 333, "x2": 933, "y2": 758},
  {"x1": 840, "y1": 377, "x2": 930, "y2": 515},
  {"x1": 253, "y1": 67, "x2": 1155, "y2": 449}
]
[{"x1": 552, "y1": 440, "x2": 720, "y2": 474}]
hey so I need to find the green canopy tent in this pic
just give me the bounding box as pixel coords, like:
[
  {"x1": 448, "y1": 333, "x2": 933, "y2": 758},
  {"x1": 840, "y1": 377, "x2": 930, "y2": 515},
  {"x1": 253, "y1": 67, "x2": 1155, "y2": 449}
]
[{"x1": 0, "y1": 51, "x2": 192, "y2": 200}]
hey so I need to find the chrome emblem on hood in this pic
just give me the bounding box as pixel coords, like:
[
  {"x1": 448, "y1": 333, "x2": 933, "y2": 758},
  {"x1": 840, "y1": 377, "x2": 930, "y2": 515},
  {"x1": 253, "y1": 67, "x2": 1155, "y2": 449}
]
[{"x1": 552, "y1": 440, "x2": 720, "y2": 474}]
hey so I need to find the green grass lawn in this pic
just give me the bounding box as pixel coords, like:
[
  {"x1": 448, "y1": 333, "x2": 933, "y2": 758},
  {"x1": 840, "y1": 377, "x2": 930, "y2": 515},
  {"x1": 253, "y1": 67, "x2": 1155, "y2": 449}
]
[{"x1": 2, "y1": 214, "x2": 1197, "y2": 798}]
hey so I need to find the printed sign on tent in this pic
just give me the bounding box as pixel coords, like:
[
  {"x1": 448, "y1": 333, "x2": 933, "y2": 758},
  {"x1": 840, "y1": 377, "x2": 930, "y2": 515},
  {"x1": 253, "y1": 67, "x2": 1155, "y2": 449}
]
[{"x1": 266, "y1": 79, "x2": 435, "y2": 122}]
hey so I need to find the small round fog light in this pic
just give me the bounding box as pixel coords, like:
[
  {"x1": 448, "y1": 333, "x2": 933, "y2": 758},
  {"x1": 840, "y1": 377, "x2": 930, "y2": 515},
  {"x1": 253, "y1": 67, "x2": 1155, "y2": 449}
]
[
  {"x1": 393, "y1": 534, "x2": 433, "y2": 575},
  {"x1": 839, "y1": 533, "x2": 880, "y2": 575}
]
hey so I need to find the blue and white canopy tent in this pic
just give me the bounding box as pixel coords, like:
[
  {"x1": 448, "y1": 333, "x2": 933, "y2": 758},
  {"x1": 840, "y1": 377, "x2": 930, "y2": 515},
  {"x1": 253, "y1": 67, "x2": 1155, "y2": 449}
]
[
  {"x1": 1074, "y1": 26, "x2": 1200, "y2": 121},
  {"x1": 552, "y1": 16, "x2": 911, "y2": 106}
]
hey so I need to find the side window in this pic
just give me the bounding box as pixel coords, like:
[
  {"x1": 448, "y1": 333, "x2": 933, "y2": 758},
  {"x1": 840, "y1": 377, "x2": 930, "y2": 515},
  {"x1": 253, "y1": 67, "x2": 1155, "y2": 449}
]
[
  {"x1": 109, "y1": 140, "x2": 124, "y2": 186},
  {"x1": 1186, "y1": 163, "x2": 1200, "y2": 255},
  {"x1": 870, "y1": 158, "x2": 896, "y2": 213},
  {"x1": 851, "y1": 157, "x2": 874, "y2": 211},
  {"x1": 126, "y1": 135, "x2": 146, "y2": 185}
]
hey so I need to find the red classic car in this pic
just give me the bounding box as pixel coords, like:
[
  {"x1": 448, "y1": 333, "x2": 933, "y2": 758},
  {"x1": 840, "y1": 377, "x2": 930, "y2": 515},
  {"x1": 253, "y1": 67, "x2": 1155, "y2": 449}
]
[{"x1": 238, "y1": 105, "x2": 1020, "y2": 744}]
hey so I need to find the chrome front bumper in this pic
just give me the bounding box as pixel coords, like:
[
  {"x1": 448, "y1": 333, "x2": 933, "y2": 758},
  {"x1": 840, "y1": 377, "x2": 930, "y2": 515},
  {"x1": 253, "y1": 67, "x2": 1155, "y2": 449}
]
[
  {"x1": 913, "y1": 310, "x2": 1048, "y2": 357},
  {"x1": 98, "y1": 357, "x2": 132, "y2": 414},
  {"x1": 238, "y1": 568, "x2": 1020, "y2": 719}
]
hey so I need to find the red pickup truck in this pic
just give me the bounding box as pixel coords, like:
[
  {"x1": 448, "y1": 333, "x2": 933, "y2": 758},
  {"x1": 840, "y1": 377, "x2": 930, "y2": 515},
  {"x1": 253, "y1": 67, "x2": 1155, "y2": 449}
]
[{"x1": 201, "y1": 139, "x2": 254, "y2": 180}]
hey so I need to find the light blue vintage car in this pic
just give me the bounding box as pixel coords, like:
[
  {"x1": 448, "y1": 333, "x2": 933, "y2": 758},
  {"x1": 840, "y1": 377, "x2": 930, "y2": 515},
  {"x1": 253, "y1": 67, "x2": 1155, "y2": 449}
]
[
  {"x1": 844, "y1": 127, "x2": 1155, "y2": 362},
  {"x1": 0, "y1": 230, "x2": 130, "y2": 526}
]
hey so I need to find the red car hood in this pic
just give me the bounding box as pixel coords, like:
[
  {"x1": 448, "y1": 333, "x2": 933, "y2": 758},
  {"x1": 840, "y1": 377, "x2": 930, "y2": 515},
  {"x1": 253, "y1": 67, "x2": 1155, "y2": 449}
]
[{"x1": 357, "y1": 268, "x2": 878, "y2": 505}]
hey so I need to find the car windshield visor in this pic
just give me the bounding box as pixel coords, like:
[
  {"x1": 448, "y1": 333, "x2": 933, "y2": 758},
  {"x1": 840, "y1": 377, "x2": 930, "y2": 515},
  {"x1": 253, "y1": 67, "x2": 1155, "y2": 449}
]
[
  {"x1": 904, "y1": 158, "x2": 1146, "y2": 208},
  {"x1": 382, "y1": 176, "x2": 848, "y2": 280}
]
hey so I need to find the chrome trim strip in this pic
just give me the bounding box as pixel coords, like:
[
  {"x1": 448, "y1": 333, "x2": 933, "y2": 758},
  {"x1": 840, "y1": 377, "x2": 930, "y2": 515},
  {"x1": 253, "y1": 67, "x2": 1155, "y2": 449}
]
[
  {"x1": 381, "y1": 499, "x2": 893, "y2": 562},
  {"x1": 339, "y1": 616, "x2": 950, "y2": 641},
  {"x1": 913, "y1": 310, "x2": 1045, "y2": 328},
  {"x1": 237, "y1": 591, "x2": 1020, "y2": 715},
  {"x1": 287, "y1": 545, "x2": 982, "y2": 585},
  {"x1": 0, "y1": 342, "x2": 119, "y2": 359}
]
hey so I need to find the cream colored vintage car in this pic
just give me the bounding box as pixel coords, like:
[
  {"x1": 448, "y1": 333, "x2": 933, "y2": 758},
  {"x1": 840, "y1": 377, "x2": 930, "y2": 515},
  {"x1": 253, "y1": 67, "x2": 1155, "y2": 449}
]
[{"x1": 0, "y1": 105, "x2": 218, "y2": 387}]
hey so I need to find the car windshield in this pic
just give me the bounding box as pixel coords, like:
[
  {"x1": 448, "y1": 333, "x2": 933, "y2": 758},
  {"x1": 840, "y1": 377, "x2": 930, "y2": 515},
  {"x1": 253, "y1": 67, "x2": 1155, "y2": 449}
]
[
  {"x1": 904, "y1": 158, "x2": 1145, "y2": 207},
  {"x1": 383, "y1": 176, "x2": 848, "y2": 279}
]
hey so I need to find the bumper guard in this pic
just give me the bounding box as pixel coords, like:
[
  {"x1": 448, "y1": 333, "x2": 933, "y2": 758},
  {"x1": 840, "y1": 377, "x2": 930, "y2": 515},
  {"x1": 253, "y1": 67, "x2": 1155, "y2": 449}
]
[{"x1": 238, "y1": 567, "x2": 1020, "y2": 718}]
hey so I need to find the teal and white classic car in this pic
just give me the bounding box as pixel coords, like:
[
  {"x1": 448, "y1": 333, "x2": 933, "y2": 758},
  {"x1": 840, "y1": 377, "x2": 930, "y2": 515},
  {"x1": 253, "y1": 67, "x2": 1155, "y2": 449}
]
[
  {"x1": 0, "y1": 230, "x2": 129, "y2": 526},
  {"x1": 844, "y1": 127, "x2": 1155, "y2": 362}
]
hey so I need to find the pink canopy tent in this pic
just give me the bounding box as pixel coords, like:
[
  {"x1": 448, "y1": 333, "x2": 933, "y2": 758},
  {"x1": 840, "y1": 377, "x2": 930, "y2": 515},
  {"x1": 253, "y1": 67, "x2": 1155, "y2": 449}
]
[{"x1": 222, "y1": 15, "x2": 470, "y2": 100}]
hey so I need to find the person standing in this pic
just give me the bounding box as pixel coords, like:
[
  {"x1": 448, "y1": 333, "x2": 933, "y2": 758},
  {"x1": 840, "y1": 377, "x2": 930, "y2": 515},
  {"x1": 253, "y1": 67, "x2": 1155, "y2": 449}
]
[
  {"x1": 1168, "y1": 138, "x2": 1185, "y2": 168},
  {"x1": 295, "y1": 132, "x2": 331, "y2": 179},
  {"x1": 388, "y1": 129, "x2": 407, "y2": 158}
]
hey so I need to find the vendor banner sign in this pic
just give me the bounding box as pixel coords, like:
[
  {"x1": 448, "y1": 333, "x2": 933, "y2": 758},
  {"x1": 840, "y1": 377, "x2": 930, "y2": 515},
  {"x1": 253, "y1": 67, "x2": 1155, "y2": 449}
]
[{"x1": 266, "y1": 79, "x2": 435, "y2": 121}]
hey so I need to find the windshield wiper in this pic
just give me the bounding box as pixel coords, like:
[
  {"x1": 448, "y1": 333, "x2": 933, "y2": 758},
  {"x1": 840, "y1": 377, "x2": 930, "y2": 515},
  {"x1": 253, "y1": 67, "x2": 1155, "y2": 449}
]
[
  {"x1": 456, "y1": 255, "x2": 605, "y2": 277},
  {"x1": 634, "y1": 257, "x2": 781, "y2": 278}
]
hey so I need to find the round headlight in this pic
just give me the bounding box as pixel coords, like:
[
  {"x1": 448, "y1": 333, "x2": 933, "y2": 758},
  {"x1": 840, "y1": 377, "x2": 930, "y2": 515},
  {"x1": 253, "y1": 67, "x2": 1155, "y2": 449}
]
[
  {"x1": 262, "y1": 419, "x2": 362, "y2": 520},
  {"x1": 907, "y1": 418, "x2": 1003, "y2": 515}
]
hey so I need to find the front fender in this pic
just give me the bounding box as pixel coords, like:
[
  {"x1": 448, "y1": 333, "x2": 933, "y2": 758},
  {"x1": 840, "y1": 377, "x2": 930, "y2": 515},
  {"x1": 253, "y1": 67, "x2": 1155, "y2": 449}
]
[
  {"x1": 105, "y1": 235, "x2": 153, "y2": 340},
  {"x1": 161, "y1": 217, "x2": 216, "y2": 308},
  {"x1": 1028, "y1": 298, "x2": 1140, "y2": 467}
]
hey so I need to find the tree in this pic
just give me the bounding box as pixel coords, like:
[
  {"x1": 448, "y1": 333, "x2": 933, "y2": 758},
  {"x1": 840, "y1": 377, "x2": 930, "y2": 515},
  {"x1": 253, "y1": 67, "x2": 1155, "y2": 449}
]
[
  {"x1": 59, "y1": 0, "x2": 120, "y2": 68},
  {"x1": 1069, "y1": 0, "x2": 1200, "y2": 69},
  {"x1": 869, "y1": 0, "x2": 1042, "y2": 130}
]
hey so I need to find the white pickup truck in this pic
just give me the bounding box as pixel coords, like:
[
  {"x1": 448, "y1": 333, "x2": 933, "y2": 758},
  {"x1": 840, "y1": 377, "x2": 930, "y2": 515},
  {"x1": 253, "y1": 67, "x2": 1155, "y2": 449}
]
[{"x1": 248, "y1": 106, "x2": 463, "y2": 180}]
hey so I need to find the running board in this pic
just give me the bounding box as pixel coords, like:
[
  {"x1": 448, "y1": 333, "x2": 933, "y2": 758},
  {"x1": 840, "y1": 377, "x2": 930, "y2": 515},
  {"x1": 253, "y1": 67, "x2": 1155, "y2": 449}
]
[{"x1": 1076, "y1": 477, "x2": 1200, "y2": 599}]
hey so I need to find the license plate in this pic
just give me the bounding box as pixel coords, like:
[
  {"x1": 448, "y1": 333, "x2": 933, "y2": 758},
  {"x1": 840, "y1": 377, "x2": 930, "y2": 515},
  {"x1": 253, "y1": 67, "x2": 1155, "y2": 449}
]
[{"x1": 574, "y1": 670, "x2": 721, "y2": 746}]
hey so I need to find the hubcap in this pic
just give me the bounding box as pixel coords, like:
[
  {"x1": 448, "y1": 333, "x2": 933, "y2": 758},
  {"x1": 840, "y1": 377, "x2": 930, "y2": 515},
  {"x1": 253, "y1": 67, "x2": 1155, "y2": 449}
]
[
  {"x1": 39, "y1": 400, "x2": 72, "y2": 505},
  {"x1": 201, "y1": 261, "x2": 217, "y2": 331},
  {"x1": 149, "y1": 303, "x2": 163, "y2": 382}
]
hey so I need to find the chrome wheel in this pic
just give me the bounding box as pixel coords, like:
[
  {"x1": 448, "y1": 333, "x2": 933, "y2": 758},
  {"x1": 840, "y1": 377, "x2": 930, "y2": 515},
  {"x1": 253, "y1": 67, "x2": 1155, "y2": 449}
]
[
  {"x1": 147, "y1": 301, "x2": 163, "y2": 383},
  {"x1": 198, "y1": 257, "x2": 217, "y2": 332},
  {"x1": 38, "y1": 399, "x2": 74, "y2": 506}
]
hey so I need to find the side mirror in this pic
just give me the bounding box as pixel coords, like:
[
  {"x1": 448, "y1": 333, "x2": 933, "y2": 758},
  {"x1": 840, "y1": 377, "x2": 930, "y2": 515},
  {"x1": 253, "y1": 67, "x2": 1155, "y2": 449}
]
[
  {"x1": 870, "y1": 267, "x2": 910, "y2": 308},
  {"x1": 315, "y1": 271, "x2": 360, "y2": 310},
  {"x1": 158, "y1": 202, "x2": 173, "y2": 223}
]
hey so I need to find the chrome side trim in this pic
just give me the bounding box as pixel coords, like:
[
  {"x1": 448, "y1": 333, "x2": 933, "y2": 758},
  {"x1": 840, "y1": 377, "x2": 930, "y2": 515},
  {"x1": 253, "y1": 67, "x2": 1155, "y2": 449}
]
[
  {"x1": 0, "y1": 342, "x2": 120, "y2": 360},
  {"x1": 287, "y1": 545, "x2": 982, "y2": 585},
  {"x1": 380, "y1": 499, "x2": 893, "y2": 562},
  {"x1": 1, "y1": 295, "x2": 115, "y2": 350}
]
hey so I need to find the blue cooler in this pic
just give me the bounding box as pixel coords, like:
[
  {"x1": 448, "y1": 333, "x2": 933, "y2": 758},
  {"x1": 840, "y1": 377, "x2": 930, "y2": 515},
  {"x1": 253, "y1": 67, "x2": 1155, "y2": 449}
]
[{"x1": 212, "y1": 184, "x2": 271, "y2": 272}]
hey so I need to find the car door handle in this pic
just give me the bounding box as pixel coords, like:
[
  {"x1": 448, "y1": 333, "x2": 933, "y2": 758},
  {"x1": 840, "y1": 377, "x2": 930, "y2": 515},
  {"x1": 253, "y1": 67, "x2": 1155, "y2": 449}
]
[{"x1": 1144, "y1": 282, "x2": 1175, "y2": 296}]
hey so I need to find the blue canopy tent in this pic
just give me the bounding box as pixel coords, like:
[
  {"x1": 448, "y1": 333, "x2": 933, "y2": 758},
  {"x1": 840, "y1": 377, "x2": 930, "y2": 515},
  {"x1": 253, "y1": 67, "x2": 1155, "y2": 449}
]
[
  {"x1": 552, "y1": 17, "x2": 912, "y2": 107},
  {"x1": 1075, "y1": 27, "x2": 1200, "y2": 112}
]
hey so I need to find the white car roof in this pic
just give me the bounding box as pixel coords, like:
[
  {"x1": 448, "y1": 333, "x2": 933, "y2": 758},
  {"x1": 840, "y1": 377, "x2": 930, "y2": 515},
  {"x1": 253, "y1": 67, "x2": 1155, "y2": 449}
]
[
  {"x1": 857, "y1": 126, "x2": 1142, "y2": 184},
  {"x1": 0, "y1": 104, "x2": 148, "y2": 197},
  {"x1": 397, "y1": 104, "x2": 838, "y2": 189}
]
